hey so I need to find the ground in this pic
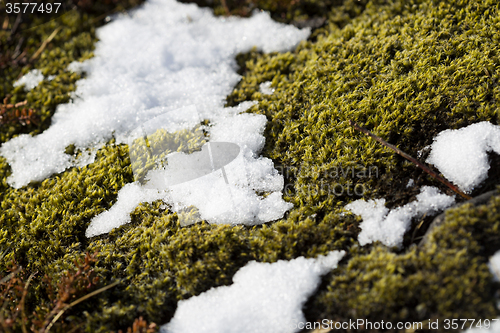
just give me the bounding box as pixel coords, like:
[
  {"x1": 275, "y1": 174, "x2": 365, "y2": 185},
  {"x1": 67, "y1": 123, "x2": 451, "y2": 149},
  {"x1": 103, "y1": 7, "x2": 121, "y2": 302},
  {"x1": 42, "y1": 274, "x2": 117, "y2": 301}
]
[{"x1": 1, "y1": 0, "x2": 500, "y2": 332}]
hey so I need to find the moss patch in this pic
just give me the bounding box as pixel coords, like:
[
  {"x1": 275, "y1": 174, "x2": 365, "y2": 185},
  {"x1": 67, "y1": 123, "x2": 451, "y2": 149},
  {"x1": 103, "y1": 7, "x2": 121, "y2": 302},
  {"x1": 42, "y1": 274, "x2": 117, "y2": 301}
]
[
  {"x1": 306, "y1": 192, "x2": 500, "y2": 331},
  {"x1": 1, "y1": 0, "x2": 500, "y2": 331}
]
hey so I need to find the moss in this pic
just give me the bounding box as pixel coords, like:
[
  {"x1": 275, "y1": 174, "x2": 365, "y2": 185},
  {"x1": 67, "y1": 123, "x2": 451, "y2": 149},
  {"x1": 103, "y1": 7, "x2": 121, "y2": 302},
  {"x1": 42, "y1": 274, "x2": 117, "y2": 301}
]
[
  {"x1": 203, "y1": 0, "x2": 368, "y2": 28},
  {"x1": 228, "y1": 0, "x2": 500, "y2": 209},
  {"x1": 0, "y1": 139, "x2": 356, "y2": 331},
  {"x1": 307, "y1": 193, "x2": 500, "y2": 330},
  {"x1": 1, "y1": 0, "x2": 500, "y2": 331}
]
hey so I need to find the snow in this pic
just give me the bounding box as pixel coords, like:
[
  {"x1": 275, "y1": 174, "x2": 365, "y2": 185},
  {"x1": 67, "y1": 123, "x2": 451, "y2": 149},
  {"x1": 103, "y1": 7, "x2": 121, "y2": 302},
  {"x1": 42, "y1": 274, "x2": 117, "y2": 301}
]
[
  {"x1": 0, "y1": 0, "x2": 309, "y2": 189},
  {"x1": 427, "y1": 121, "x2": 500, "y2": 193},
  {"x1": 489, "y1": 250, "x2": 500, "y2": 282},
  {"x1": 13, "y1": 69, "x2": 44, "y2": 90},
  {"x1": 0, "y1": 0, "x2": 307, "y2": 234},
  {"x1": 85, "y1": 183, "x2": 165, "y2": 237},
  {"x1": 259, "y1": 81, "x2": 275, "y2": 95},
  {"x1": 345, "y1": 186, "x2": 454, "y2": 248},
  {"x1": 160, "y1": 250, "x2": 345, "y2": 333},
  {"x1": 86, "y1": 109, "x2": 292, "y2": 237}
]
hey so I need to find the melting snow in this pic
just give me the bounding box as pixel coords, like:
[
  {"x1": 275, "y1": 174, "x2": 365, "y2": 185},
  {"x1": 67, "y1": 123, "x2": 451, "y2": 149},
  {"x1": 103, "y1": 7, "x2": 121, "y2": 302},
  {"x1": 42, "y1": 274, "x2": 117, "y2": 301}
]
[
  {"x1": 160, "y1": 251, "x2": 345, "y2": 333},
  {"x1": 345, "y1": 186, "x2": 454, "y2": 248},
  {"x1": 489, "y1": 250, "x2": 500, "y2": 282}
]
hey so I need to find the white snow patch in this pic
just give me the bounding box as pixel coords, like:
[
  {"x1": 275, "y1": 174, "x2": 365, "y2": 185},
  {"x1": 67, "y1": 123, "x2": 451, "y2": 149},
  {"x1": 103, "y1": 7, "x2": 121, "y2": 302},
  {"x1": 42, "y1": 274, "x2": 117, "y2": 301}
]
[
  {"x1": 345, "y1": 186, "x2": 454, "y2": 248},
  {"x1": 86, "y1": 111, "x2": 293, "y2": 236},
  {"x1": 0, "y1": 0, "x2": 309, "y2": 189},
  {"x1": 160, "y1": 251, "x2": 345, "y2": 333},
  {"x1": 86, "y1": 183, "x2": 165, "y2": 237},
  {"x1": 427, "y1": 121, "x2": 500, "y2": 193},
  {"x1": 13, "y1": 69, "x2": 44, "y2": 91},
  {"x1": 259, "y1": 81, "x2": 275, "y2": 95},
  {"x1": 67, "y1": 61, "x2": 91, "y2": 74},
  {"x1": 489, "y1": 250, "x2": 500, "y2": 283},
  {"x1": 406, "y1": 179, "x2": 415, "y2": 188}
]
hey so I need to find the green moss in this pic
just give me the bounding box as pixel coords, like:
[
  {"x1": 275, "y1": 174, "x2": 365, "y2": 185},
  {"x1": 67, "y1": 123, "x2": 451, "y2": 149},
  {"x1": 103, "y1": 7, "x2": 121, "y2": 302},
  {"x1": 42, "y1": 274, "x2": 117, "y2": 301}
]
[
  {"x1": 1, "y1": 0, "x2": 500, "y2": 331},
  {"x1": 228, "y1": 0, "x2": 500, "y2": 209},
  {"x1": 308, "y1": 193, "x2": 500, "y2": 330},
  {"x1": 180, "y1": 0, "x2": 368, "y2": 27},
  {"x1": 129, "y1": 126, "x2": 206, "y2": 183},
  {"x1": 0, "y1": 139, "x2": 357, "y2": 330}
]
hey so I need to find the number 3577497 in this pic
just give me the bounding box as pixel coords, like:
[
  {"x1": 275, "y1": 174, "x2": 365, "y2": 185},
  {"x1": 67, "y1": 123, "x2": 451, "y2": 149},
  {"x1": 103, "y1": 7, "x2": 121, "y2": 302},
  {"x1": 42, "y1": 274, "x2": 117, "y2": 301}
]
[{"x1": 5, "y1": 3, "x2": 61, "y2": 14}]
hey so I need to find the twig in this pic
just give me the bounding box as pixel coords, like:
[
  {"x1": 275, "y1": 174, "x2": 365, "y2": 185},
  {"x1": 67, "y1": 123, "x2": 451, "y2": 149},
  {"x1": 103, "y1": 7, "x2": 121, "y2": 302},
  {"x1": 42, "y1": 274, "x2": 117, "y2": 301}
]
[
  {"x1": 12, "y1": 37, "x2": 25, "y2": 60},
  {"x1": 0, "y1": 247, "x2": 10, "y2": 263},
  {"x1": 349, "y1": 120, "x2": 472, "y2": 200},
  {"x1": 44, "y1": 280, "x2": 121, "y2": 333},
  {"x1": 30, "y1": 27, "x2": 61, "y2": 62}
]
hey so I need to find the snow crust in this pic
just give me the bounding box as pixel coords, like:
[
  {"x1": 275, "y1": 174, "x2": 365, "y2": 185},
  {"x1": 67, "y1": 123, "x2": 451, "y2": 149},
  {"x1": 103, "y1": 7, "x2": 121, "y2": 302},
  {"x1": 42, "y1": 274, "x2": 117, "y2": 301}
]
[
  {"x1": 13, "y1": 69, "x2": 44, "y2": 91},
  {"x1": 0, "y1": 0, "x2": 309, "y2": 189},
  {"x1": 345, "y1": 186, "x2": 454, "y2": 248},
  {"x1": 160, "y1": 251, "x2": 345, "y2": 333},
  {"x1": 427, "y1": 121, "x2": 500, "y2": 193}
]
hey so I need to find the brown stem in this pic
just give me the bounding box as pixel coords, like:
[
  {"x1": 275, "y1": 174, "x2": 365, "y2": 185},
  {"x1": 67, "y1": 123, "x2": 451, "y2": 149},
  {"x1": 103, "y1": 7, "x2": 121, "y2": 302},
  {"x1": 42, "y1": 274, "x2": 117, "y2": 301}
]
[
  {"x1": 349, "y1": 120, "x2": 472, "y2": 200},
  {"x1": 220, "y1": 0, "x2": 230, "y2": 15}
]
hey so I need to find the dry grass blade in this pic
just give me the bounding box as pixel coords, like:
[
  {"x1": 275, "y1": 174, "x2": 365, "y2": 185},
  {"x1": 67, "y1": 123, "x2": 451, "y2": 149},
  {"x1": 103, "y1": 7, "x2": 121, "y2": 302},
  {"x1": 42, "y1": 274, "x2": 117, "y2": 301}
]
[
  {"x1": 44, "y1": 280, "x2": 121, "y2": 333},
  {"x1": 349, "y1": 120, "x2": 472, "y2": 200},
  {"x1": 0, "y1": 266, "x2": 22, "y2": 284},
  {"x1": 30, "y1": 27, "x2": 61, "y2": 62}
]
